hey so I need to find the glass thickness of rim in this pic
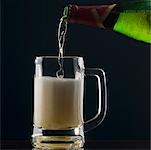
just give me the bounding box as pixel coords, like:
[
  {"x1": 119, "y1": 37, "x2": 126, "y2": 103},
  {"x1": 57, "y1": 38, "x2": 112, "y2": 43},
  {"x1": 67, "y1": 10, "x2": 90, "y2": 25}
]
[{"x1": 35, "y1": 56, "x2": 84, "y2": 63}]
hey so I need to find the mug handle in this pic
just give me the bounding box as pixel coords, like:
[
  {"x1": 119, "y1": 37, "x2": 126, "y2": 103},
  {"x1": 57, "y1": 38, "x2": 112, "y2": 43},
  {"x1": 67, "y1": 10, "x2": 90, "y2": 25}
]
[{"x1": 84, "y1": 68, "x2": 107, "y2": 132}]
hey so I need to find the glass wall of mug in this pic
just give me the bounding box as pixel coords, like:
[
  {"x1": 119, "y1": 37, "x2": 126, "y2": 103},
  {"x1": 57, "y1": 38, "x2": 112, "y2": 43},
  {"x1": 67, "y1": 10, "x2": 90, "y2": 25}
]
[{"x1": 32, "y1": 56, "x2": 107, "y2": 149}]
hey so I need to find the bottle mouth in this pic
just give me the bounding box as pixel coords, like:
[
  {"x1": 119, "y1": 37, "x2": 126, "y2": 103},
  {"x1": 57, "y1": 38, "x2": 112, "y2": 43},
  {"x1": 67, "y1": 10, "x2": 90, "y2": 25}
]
[
  {"x1": 63, "y1": 4, "x2": 79, "y2": 21},
  {"x1": 62, "y1": 5, "x2": 73, "y2": 20},
  {"x1": 63, "y1": 6, "x2": 69, "y2": 19}
]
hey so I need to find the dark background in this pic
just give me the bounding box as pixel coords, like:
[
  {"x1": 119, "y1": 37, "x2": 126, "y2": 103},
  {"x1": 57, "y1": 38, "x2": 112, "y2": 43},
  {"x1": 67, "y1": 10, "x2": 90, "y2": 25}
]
[{"x1": 1, "y1": 0, "x2": 150, "y2": 141}]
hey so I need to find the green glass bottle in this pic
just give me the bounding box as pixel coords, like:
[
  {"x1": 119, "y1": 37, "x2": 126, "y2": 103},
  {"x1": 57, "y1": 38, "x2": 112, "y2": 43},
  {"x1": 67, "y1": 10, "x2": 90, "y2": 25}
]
[{"x1": 63, "y1": 0, "x2": 151, "y2": 43}]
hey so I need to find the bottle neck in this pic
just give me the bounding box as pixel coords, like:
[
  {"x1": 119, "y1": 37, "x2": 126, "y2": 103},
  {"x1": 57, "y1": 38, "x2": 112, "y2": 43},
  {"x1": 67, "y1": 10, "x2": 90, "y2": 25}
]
[{"x1": 67, "y1": 4, "x2": 120, "y2": 28}]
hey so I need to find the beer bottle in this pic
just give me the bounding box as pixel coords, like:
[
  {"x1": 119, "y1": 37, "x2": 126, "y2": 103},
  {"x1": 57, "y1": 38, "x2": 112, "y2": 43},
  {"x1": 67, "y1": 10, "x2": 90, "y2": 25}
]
[{"x1": 63, "y1": 0, "x2": 151, "y2": 43}]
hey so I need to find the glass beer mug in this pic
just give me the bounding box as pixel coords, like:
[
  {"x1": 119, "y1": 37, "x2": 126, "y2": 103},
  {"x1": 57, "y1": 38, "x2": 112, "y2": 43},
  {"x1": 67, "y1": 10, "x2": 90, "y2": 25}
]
[{"x1": 32, "y1": 56, "x2": 107, "y2": 149}]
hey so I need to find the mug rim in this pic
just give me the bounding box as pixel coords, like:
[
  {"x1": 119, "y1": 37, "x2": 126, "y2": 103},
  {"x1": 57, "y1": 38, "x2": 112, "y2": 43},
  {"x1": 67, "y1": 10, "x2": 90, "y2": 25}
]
[{"x1": 35, "y1": 56, "x2": 83, "y2": 59}]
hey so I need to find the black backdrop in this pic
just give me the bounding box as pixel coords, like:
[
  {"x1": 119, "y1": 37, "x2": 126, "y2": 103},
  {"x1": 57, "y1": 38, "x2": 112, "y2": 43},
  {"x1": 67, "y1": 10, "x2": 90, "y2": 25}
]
[{"x1": 2, "y1": 0, "x2": 150, "y2": 141}]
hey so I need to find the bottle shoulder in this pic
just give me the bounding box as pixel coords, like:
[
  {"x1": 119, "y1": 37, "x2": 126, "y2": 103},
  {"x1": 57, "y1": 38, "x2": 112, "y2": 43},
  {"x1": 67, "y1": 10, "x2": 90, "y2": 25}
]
[{"x1": 118, "y1": 0, "x2": 151, "y2": 12}]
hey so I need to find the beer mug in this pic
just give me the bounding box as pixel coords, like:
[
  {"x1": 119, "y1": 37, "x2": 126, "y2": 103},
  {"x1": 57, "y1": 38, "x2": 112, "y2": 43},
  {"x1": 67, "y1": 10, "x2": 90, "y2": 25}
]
[{"x1": 32, "y1": 56, "x2": 107, "y2": 149}]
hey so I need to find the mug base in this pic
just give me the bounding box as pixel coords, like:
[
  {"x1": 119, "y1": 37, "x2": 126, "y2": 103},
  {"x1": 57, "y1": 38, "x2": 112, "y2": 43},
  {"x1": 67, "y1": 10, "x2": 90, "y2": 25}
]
[
  {"x1": 32, "y1": 127, "x2": 84, "y2": 149},
  {"x1": 32, "y1": 135, "x2": 84, "y2": 149}
]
